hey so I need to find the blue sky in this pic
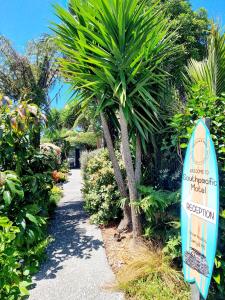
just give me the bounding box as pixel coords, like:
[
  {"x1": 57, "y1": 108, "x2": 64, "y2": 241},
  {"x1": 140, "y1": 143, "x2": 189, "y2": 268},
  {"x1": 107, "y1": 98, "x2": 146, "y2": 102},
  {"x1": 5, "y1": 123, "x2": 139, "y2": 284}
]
[
  {"x1": 192, "y1": 0, "x2": 225, "y2": 25},
  {"x1": 0, "y1": 0, "x2": 69, "y2": 109},
  {"x1": 0, "y1": 0, "x2": 224, "y2": 108}
]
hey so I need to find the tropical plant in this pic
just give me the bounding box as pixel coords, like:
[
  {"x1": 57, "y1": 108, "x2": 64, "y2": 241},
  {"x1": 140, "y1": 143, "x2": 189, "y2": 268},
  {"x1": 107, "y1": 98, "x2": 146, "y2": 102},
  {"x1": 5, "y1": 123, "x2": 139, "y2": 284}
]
[
  {"x1": 0, "y1": 96, "x2": 46, "y2": 174},
  {"x1": 54, "y1": 0, "x2": 179, "y2": 239},
  {"x1": 40, "y1": 143, "x2": 62, "y2": 166},
  {"x1": 137, "y1": 185, "x2": 180, "y2": 245},
  {"x1": 0, "y1": 216, "x2": 30, "y2": 299},
  {"x1": 0, "y1": 35, "x2": 57, "y2": 108},
  {"x1": 0, "y1": 95, "x2": 63, "y2": 299},
  {"x1": 0, "y1": 35, "x2": 58, "y2": 147},
  {"x1": 185, "y1": 27, "x2": 225, "y2": 97},
  {"x1": 65, "y1": 131, "x2": 99, "y2": 149},
  {"x1": 52, "y1": 170, "x2": 67, "y2": 183}
]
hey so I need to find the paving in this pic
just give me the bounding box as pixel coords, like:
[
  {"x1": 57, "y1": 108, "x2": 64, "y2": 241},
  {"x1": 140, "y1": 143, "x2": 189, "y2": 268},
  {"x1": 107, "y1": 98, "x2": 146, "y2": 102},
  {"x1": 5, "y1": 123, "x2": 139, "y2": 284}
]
[{"x1": 29, "y1": 169, "x2": 124, "y2": 300}]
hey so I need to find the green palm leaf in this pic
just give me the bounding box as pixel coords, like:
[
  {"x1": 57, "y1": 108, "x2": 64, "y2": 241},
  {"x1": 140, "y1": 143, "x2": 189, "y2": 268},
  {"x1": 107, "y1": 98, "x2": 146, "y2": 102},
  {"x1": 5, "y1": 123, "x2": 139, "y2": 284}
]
[{"x1": 53, "y1": 0, "x2": 179, "y2": 145}]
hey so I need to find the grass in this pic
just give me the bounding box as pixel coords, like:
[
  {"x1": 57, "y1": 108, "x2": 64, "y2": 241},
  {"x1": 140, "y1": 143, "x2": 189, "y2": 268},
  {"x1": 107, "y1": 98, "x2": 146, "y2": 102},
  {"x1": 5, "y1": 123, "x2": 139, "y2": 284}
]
[{"x1": 117, "y1": 247, "x2": 190, "y2": 300}]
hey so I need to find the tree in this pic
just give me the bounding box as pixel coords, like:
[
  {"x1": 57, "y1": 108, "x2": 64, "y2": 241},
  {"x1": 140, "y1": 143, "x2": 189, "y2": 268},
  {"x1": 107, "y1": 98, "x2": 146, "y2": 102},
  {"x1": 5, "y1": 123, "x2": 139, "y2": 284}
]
[
  {"x1": 54, "y1": 0, "x2": 179, "y2": 239},
  {"x1": 150, "y1": 0, "x2": 210, "y2": 91},
  {"x1": 60, "y1": 97, "x2": 100, "y2": 131},
  {"x1": 185, "y1": 27, "x2": 225, "y2": 97},
  {"x1": 0, "y1": 36, "x2": 58, "y2": 147}
]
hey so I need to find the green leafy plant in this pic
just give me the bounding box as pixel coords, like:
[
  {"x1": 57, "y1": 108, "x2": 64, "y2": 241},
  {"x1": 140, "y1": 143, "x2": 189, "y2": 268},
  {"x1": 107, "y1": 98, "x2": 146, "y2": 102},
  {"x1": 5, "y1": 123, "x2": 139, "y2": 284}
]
[
  {"x1": 0, "y1": 171, "x2": 24, "y2": 209},
  {"x1": 0, "y1": 216, "x2": 30, "y2": 300},
  {"x1": 0, "y1": 97, "x2": 63, "y2": 298},
  {"x1": 48, "y1": 186, "x2": 63, "y2": 213},
  {"x1": 138, "y1": 185, "x2": 180, "y2": 239},
  {"x1": 54, "y1": 0, "x2": 181, "y2": 238},
  {"x1": 81, "y1": 149, "x2": 123, "y2": 225}
]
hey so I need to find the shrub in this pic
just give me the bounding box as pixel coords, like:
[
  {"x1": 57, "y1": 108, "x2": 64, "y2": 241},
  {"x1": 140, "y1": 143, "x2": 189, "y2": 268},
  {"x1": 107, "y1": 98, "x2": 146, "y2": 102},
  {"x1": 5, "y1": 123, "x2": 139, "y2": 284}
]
[
  {"x1": 52, "y1": 170, "x2": 67, "y2": 183},
  {"x1": 66, "y1": 131, "x2": 98, "y2": 149},
  {"x1": 40, "y1": 143, "x2": 62, "y2": 166},
  {"x1": 59, "y1": 160, "x2": 70, "y2": 173},
  {"x1": 81, "y1": 148, "x2": 123, "y2": 225},
  {"x1": 49, "y1": 186, "x2": 63, "y2": 212},
  {"x1": 0, "y1": 215, "x2": 53, "y2": 300},
  {"x1": 0, "y1": 216, "x2": 27, "y2": 300},
  {"x1": 138, "y1": 186, "x2": 180, "y2": 239},
  {"x1": 0, "y1": 172, "x2": 59, "y2": 299},
  {"x1": 0, "y1": 98, "x2": 63, "y2": 298}
]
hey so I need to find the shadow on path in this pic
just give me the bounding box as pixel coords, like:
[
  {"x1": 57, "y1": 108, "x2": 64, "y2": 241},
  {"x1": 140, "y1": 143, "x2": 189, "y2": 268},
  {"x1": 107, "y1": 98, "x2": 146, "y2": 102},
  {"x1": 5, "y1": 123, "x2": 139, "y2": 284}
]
[{"x1": 34, "y1": 200, "x2": 103, "y2": 281}]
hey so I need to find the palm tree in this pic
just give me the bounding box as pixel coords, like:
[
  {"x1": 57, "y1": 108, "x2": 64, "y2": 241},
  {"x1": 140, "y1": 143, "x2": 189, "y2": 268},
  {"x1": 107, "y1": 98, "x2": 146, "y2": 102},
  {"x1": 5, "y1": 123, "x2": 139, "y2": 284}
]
[
  {"x1": 53, "y1": 0, "x2": 179, "y2": 239},
  {"x1": 0, "y1": 36, "x2": 58, "y2": 147},
  {"x1": 60, "y1": 98, "x2": 97, "y2": 131},
  {"x1": 185, "y1": 26, "x2": 225, "y2": 97}
]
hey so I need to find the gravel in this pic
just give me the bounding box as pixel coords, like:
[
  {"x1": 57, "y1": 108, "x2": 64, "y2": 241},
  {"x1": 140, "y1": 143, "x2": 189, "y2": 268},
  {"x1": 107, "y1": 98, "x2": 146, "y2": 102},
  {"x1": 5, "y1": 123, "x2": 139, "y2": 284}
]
[{"x1": 29, "y1": 169, "x2": 124, "y2": 300}]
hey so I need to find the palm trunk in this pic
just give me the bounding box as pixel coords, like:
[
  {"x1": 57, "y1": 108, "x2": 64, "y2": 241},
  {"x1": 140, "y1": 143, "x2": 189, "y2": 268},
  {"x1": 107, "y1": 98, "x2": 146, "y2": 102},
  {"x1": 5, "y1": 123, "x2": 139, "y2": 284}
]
[
  {"x1": 100, "y1": 112, "x2": 131, "y2": 231},
  {"x1": 119, "y1": 107, "x2": 142, "y2": 239},
  {"x1": 135, "y1": 133, "x2": 142, "y2": 185}
]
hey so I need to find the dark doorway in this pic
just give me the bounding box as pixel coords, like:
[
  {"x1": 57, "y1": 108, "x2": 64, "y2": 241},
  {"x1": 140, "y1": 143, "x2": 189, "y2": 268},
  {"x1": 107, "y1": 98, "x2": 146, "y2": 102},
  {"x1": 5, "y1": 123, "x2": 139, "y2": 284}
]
[{"x1": 75, "y1": 149, "x2": 80, "y2": 169}]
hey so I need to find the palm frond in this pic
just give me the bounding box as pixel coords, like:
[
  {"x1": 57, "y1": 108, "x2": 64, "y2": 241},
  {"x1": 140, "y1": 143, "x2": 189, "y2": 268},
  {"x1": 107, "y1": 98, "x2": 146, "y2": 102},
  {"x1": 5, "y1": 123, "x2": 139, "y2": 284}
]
[
  {"x1": 185, "y1": 26, "x2": 225, "y2": 97},
  {"x1": 53, "y1": 0, "x2": 179, "y2": 145}
]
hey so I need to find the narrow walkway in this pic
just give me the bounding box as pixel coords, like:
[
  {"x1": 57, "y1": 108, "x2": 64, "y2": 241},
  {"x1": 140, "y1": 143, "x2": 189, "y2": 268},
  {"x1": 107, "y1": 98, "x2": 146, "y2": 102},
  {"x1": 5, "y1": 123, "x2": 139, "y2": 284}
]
[{"x1": 29, "y1": 169, "x2": 123, "y2": 300}]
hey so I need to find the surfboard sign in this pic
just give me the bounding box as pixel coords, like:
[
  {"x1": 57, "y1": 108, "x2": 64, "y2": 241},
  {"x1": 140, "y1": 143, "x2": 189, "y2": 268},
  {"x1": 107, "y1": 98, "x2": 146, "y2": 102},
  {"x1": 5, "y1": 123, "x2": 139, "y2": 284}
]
[{"x1": 181, "y1": 119, "x2": 219, "y2": 299}]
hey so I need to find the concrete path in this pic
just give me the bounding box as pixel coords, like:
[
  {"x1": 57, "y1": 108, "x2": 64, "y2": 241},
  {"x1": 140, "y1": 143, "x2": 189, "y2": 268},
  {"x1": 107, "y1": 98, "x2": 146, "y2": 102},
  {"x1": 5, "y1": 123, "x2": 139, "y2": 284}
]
[{"x1": 29, "y1": 169, "x2": 123, "y2": 300}]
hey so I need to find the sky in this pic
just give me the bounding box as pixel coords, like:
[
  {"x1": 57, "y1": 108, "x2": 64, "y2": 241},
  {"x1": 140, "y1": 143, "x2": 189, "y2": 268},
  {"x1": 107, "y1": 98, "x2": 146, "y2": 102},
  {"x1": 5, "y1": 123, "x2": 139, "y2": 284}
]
[
  {"x1": 0, "y1": 0, "x2": 224, "y2": 109},
  {"x1": 192, "y1": 0, "x2": 225, "y2": 25},
  {"x1": 0, "y1": 0, "x2": 69, "y2": 109}
]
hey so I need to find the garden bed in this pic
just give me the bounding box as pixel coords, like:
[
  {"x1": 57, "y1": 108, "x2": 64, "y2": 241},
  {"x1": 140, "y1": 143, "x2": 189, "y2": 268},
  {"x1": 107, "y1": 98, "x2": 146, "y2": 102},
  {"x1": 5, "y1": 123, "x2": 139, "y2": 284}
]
[{"x1": 101, "y1": 225, "x2": 190, "y2": 300}]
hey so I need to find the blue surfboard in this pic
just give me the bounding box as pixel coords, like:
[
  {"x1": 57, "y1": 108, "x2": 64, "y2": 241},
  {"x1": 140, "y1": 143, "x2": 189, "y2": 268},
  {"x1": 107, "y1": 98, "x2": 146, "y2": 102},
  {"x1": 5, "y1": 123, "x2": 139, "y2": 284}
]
[{"x1": 181, "y1": 119, "x2": 219, "y2": 299}]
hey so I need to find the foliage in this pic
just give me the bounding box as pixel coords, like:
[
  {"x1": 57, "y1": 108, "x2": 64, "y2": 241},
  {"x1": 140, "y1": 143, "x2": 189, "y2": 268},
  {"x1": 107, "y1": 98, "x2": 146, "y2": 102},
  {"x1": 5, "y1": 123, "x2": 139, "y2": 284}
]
[
  {"x1": 0, "y1": 171, "x2": 24, "y2": 208},
  {"x1": 58, "y1": 160, "x2": 70, "y2": 174},
  {"x1": 80, "y1": 150, "x2": 101, "y2": 173},
  {"x1": 81, "y1": 149, "x2": 123, "y2": 225},
  {"x1": 0, "y1": 214, "x2": 53, "y2": 300},
  {"x1": 0, "y1": 98, "x2": 62, "y2": 298},
  {"x1": 185, "y1": 28, "x2": 225, "y2": 97},
  {"x1": 163, "y1": 231, "x2": 181, "y2": 262},
  {"x1": 65, "y1": 131, "x2": 98, "y2": 149},
  {"x1": 54, "y1": 0, "x2": 180, "y2": 150},
  {"x1": 46, "y1": 97, "x2": 96, "y2": 133},
  {"x1": 0, "y1": 96, "x2": 46, "y2": 173},
  {"x1": 138, "y1": 183, "x2": 223, "y2": 298},
  {"x1": 52, "y1": 170, "x2": 67, "y2": 183},
  {"x1": 161, "y1": 83, "x2": 225, "y2": 297},
  {"x1": 60, "y1": 98, "x2": 82, "y2": 129},
  {"x1": 48, "y1": 186, "x2": 63, "y2": 213},
  {"x1": 170, "y1": 84, "x2": 225, "y2": 184},
  {"x1": 207, "y1": 210, "x2": 225, "y2": 299},
  {"x1": 40, "y1": 143, "x2": 62, "y2": 166},
  {"x1": 54, "y1": 0, "x2": 182, "y2": 239},
  {"x1": 47, "y1": 108, "x2": 64, "y2": 133},
  {"x1": 0, "y1": 36, "x2": 58, "y2": 111},
  {"x1": 150, "y1": 0, "x2": 210, "y2": 85},
  {"x1": 43, "y1": 104, "x2": 99, "y2": 153},
  {"x1": 138, "y1": 186, "x2": 180, "y2": 239},
  {"x1": 117, "y1": 249, "x2": 190, "y2": 300},
  {"x1": 0, "y1": 216, "x2": 27, "y2": 300},
  {"x1": 141, "y1": 2, "x2": 211, "y2": 191}
]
